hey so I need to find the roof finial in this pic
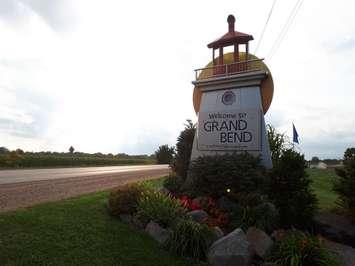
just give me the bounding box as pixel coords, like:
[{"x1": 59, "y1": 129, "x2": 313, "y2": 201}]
[{"x1": 227, "y1": 15, "x2": 235, "y2": 33}]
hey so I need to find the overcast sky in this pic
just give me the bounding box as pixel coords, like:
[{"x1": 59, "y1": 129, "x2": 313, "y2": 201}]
[{"x1": 0, "y1": 0, "x2": 354, "y2": 159}]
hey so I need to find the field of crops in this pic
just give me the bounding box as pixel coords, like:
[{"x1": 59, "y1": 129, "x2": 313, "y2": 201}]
[{"x1": 0, "y1": 153, "x2": 155, "y2": 169}]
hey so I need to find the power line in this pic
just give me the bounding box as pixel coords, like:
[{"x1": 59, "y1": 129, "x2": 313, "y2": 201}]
[
  {"x1": 254, "y1": 0, "x2": 278, "y2": 55},
  {"x1": 267, "y1": 0, "x2": 305, "y2": 61}
]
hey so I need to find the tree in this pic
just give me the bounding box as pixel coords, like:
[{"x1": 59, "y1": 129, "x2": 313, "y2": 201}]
[
  {"x1": 344, "y1": 147, "x2": 355, "y2": 163},
  {"x1": 266, "y1": 124, "x2": 290, "y2": 165},
  {"x1": 15, "y1": 149, "x2": 24, "y2": 155},
  {"x1": 69, "y1": 146, "x2": 75, "y2": 154},
  {"x1": 334, "y1": 148, "x2": 355, "y2": 217},
  {"x1": 0, "y1": 147, "x2": 9, "y2": 154},
  {"x1": 171, "y1": 120, "x2": 196, "y2": 180},
  {"x1": 155, "y1": 145, "x2": 175, "y2": 164},
  {"x1": 311, "y1": 156, "x2": 320, "y2": 164}
]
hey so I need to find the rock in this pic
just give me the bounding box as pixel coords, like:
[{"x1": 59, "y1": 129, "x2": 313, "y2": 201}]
[
  {"x1": 158, "y1": 187, "x2": 171, "y2": 195},
  {"x1": 145, "y1": 221, "x2": 169, "y2": 244},
  {"x1": 246, "y1": 227, "x2": 273, "y2": 258},
  {"x1": 208, "y1": 228, "x2": 254, "y2": 266},
  {"x1": 315, "y1": 212, "x2": 355, "y2": 247},
  {"x1": 119, "y1": 214, "x2": 133, "y2": 224},
  {"x1": 324, "y1": 239, "x2": 355, "y2": 266},
  {"x1": 212, "y1": 226, "x2": 224, "y2": 240},
  {"x1": 187, "y1": 209, "x2": 209, "y2": 223},
  {"x1": 217, "y1": 196, "x2": 238, "y2": 212},
  {"x1": 132, "y1": 215, "x2": 148, "y2": 230}
]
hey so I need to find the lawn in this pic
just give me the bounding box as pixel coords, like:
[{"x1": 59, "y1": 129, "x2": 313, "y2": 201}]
[
  {"x1": 0, "y1": 178, "x2": 202, "y2": 266},
  {"x1": 0, "y1": 169, "x2": 341, "y2": 266},
  {"x1": 307, "y1": 168, "x2": 340, "y2": 210}
]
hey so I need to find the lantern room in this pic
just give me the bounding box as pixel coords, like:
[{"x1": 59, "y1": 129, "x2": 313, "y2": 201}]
[
  {"x1": 194, "y1": 15, "x2": 266, "y2": 80},
  {"x1": 208, "y1": 15, "x2": 253, "y2": 72}
]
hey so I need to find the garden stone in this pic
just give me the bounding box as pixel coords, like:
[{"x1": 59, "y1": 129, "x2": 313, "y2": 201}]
[
  {"x1": 119, "y1": 214, "x2": 133, "y2": 224},
  {"x1": 246, "y1": 227, "x2": 273, "y2": 258},
  {"x1": 208, "y1": 228, "x2": 254, "y2": 266},
  {"x1": 217, "y1": 196, "x2": 238, "y2": 212},
  {"x1": 187, "y1": 209, "x2": 209, "y2": 223},
  {"x1": 212, "y1": 226, "x2": 224, "y2": 240},
  {"x1": 145, "y1": 221, "x2": 169, "y2": 244},
  {"x1": 132, "y1": 215, "x2": 147, "y2": 230},
  {"x1": 324, "y1": 239, "x2": 355, "y2": 266}
]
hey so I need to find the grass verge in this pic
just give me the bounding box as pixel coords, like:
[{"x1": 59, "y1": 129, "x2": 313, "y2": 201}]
[
  {"x1": 0, "y1": 177, "x2": 203, "y2": 266},
  {"x1": 307, "y1": 168, "x2": 339, "y2": 211}
]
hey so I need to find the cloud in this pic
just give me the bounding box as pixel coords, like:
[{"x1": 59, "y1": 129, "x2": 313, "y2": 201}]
[{"x1": 0, "y1": 0, "x2": 77, "y2": 31}]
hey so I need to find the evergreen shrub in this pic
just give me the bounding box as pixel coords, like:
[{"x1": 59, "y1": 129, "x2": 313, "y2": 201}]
[
  {"x1": 170, "y1": 120, "x2": 196, "y2": 181},
  {"x1": 188, "y1": 153, "x2": 266, "y2": 197},
  {"x1": 334, "y1": 147, "x2": 355, "y2": 217},
  {"x1": 163, "y1": 173, "x2": 184, "y2": 194},
  {"x1": 268, "y1": 149, "x2": 318, "y2": 228}
]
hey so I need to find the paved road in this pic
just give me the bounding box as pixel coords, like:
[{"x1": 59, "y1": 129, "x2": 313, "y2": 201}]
[
  {"x1": 0, "y1": 165, "x2": 169, "y2": 185},
  {"x1": 0, "y1": 165, "x2": 170, "y2": 212}
]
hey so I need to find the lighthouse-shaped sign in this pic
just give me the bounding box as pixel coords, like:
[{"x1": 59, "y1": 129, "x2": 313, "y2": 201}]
[{"x1": 191, "y1": 15, "x2": 273, "y2": 168}]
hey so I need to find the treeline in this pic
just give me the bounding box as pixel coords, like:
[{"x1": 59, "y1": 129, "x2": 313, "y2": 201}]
[{"x1": 0, "y1": 147, "x2": 156, "y2": 168}]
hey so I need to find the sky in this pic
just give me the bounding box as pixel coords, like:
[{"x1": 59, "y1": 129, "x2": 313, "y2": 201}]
[{"x1": 0, "y1": 0, "x2": 354, "y2": 159}]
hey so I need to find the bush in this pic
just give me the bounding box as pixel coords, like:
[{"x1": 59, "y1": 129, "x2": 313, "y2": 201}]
[
  {"x1": 334, "y1": 147, "x2": 355, "y2": 217},
  {"x1": 188, "y1": 153, "x2": 266, "y2": 197},
  {"x1": 268, "y1": 149, "x2": 318, "y2": 229},
  {"x1": 267, "y1": 124, "x2": 291, "y2": 165},
  {"x1": 229, "y1": 197, "x2": 278, "y2": 233},
  {"x1": 155, "y1": 145, "x2": 175, "y2": 164},
  {"x1": 165, "y1": 219, "x2": 213, "y2": 260},
  {"x1": 137, "y1": 190, "x2": 186, "y2": 227},
  {"x1": 267, "y1": 230, "x2": 340, "y2": 266},
  {"x1": 170, "y1": 120, "x2": 196, "y2": 180},
  {"x1": 163, "y1": 173, "x2": 184, "y2": 193},
  {"x1": 108, "y1": 184, "x2": 146, "y2": 216}
]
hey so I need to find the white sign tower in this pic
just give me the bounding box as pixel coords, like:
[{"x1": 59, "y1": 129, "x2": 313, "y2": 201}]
[{"x1": 191, "y1": 15, "x2": 273, "y2": 168}]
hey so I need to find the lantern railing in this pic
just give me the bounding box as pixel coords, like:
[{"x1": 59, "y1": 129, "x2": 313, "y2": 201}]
[{"x1": 194, "y1": 58, "x2": 265, "y2": 81}]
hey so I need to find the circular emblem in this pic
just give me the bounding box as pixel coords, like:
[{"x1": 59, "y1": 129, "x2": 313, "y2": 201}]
[{"x1": 221, "y1": 91, "x2": 236, "y2": 105}]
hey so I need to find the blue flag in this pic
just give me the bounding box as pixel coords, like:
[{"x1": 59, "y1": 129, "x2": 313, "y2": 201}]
[{"x1": 293, "y1": 123, "x2": 299, "y2": 144}]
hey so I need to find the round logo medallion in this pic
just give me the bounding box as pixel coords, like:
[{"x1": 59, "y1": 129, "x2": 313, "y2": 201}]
[{"x1": 221, "y1": 91, "x2": 236, "y2": 105}]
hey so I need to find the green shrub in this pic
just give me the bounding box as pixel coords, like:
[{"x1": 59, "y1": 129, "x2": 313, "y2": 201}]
[
  {"x1": 170, "y1": 120, "x2": 196, "y2": 180},
  {"x1": 165, "y1": 219, "x2": 213, "y2": 260},
  {"x1": 137, "y1": 190, "x2": 186, "y2": 227},
  {"x1": 268, "y1": 149, "x2": 318, "y2": 229},
  {"x1": 229, "y1": 200, "x2": 278, "y2": 233},
  {"x1": 267, "y1": 124, "x2": 291, "y2": 165},
  {"x1": 334, "y1": 147, "x2": 355, "y2": 217},
  {"x1": 188, "y1": 153, "x2": 266, "y2": 197},
  {"x1": 163, "y1": 173, "x2": 183, "y2": 193},
  {"x1": 267, "y1": 230, "x2": 340, "y2": 266},
  {"x1": 108, "y1": 184, "x2": 146, "y2": 216}
]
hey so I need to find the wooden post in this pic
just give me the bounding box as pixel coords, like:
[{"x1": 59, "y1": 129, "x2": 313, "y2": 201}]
[
  {"x1": 246, "y1": 43, "x2": 249, "y2": 61},
  {"x1": 212, "y1": 49, "x2": 215, "y2": 66},
  {"x1": 219, "y1": 47, "x2": 223, "y2": 65},
  {"x1": 246, "y1": 43, "x2": 249, "y2": 70},
  {"x1": 234, "y1": 44, "x2": 239, "y2": 62}
]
